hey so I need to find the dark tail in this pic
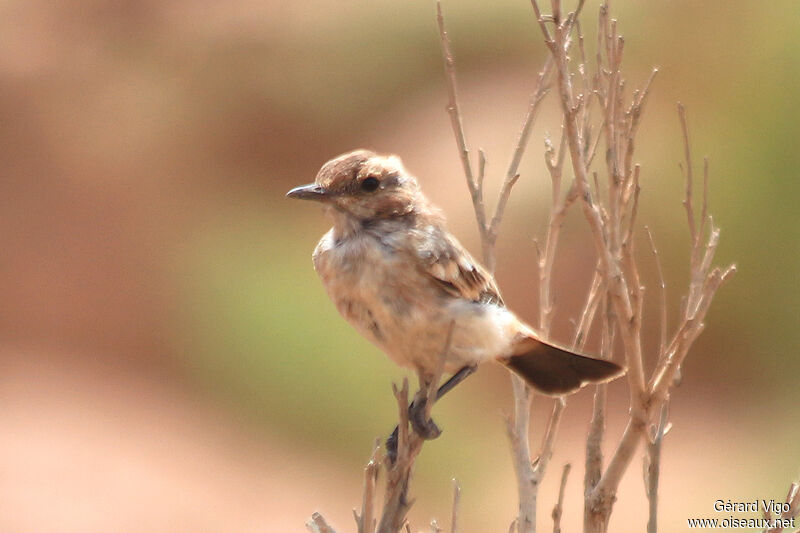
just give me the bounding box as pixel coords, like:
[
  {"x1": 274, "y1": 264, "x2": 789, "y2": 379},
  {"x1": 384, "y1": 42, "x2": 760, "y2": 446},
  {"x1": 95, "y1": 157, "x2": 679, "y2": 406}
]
[{"x1": 500, "y1": 338, "x2": 625, "y2": 396}]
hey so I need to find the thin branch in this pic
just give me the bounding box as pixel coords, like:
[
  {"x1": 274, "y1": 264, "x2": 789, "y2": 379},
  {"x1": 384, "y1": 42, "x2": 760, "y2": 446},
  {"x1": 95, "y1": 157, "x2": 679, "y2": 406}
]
[
  {"x1": 621, "y1": 165, "x2": 641, "y2": 250},
  {"x1": 584, "y1": 382, "x2": 606, "y2": 504},
  {"x1": 436, "y1": 1, "x2": 486, "y2": 247},
  {"x1": 649, "y1": 261, "x2": 736, "y2": 403},
  {"x1": 571, "y1": 269, "x2": 604, "y2": 351},
  {"x1": 645, "y1": 226, "x2": 668, "y2": 361},
  {"x1": 437, "y1": 6, "x2": 564, "y2": 533},
  {"x1": 678, "y1": 103, "x2": 696, "y2": 244},
  {"x1": 354, "y1": 441, "x2": 381, "y2": 533},
  {"x1": 644, "y1": 403, "x2": 670, "y2": 533},
  {"x1": 307, "y1": 513, "x2": 339, "y2": 533},
  {"x1": 764, "y1": 481, "x2": 800, "y2": 533},
  {"x1": 552, "y1": 464, "x2": 571, "y2": 533},
  {"x1": 501, "y1": 56, "x2": 554, "y2": 201},
  {"x1": 584, "y1": 118, "x2": 605, "y2": 168},
  {"x1": 450, "y1": 480, "x2": 461, "y2": 533},
  {"x1": 584, "y1": 293, "x2": 614, "y2": 515},
  {"x1": 622, "y1": 68, "x2": 658, "y2": 183},
  {"x1": 488, "y1": 172, "x2": 520, "y2": 245},
  {"x1": 532, "y1": 398, "x2": 567, "y2": 483},
  {"x1": 530, "y1": 0, "x2": 555, "y2": 48},
  {"x1": 506, "y1": 377, "x2": 536, "y2": 533},
  {"x1": 377, "y1": 324, "x2": 454, "y2": 533},
  {"x1": 377, "y1": 379, "x2": 415, "y2": 533},
  {"x1": 477, "y1": 149, "x2": 487, "y2": 192},
  {"x1": 536, "y1": 0, "x2": 647, "y2": 407},
  {"x1": 699, "y1": 157, "x2": 709, "y2": 245},
  {"x1": 489, "y1": 54, "x2": 554, "y2": 271},
  {"x1": 508, "y1": 519, "x2": 519, "y2": 533}
]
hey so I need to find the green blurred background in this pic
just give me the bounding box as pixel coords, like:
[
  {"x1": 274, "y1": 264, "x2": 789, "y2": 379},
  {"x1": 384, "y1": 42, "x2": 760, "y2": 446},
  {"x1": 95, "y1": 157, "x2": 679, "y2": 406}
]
[{"x1": 0, "y1": 1, "x2": 797, "y2": 531}]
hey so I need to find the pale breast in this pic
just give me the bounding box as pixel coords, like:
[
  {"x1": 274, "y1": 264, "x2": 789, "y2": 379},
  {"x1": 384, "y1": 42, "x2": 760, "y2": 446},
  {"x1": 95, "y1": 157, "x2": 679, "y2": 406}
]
[
  {"x1": 313, "y1": 230, "x2": 401, "y2": 341},
  {"x1": 313, "y1": 228, "x2": 435, "y2": 368},
  {"x1": 312, "y1": 228, "x2": 518, "y2": 374}
]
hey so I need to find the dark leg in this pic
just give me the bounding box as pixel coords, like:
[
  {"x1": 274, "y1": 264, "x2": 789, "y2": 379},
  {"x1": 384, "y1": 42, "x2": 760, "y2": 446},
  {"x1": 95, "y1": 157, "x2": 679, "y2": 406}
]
[
  {"x1": 386, "y1": 365, "x2": 478, "y2": 462},
  {"x1": 433, "y1": 364, "x2": 478, "y2": 401},
  {"x1": 408, "y1": 394, "x2": 441, "y2": 440}
]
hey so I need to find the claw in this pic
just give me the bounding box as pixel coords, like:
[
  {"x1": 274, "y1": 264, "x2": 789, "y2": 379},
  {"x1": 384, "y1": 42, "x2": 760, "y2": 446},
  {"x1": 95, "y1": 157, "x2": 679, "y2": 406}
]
[
  {"x1": 386, "y1": 426, "x2": 399, "y2": 463},
  {"x1": 385, "y1": 399, "x2": 441, "y2": 465},
  {"x1": 409, "y1": 397, "x2": 442, "y2": 440},
  {"x1": 385, "y1": 366, "x2": 477, "y2": 464}
]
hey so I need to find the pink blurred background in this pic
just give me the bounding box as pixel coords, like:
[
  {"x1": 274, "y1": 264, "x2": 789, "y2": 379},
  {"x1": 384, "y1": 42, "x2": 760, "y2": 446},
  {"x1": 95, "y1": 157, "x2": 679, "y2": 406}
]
[{"x1": 0, "y1": 1, "x2": 798, "y2": 531}]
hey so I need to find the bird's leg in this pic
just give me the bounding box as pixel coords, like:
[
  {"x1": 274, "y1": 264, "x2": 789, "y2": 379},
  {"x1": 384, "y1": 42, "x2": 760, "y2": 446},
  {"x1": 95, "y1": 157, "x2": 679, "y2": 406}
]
[
  {"x1": 433, "y1": 364, "x2": 478, "y2": 401},
  {"x1": 408, "y1": 378, "x2": 442, "y2": 441},
  {"x1": 386, "y1": 365, "x2": 478, "y2": 462}
]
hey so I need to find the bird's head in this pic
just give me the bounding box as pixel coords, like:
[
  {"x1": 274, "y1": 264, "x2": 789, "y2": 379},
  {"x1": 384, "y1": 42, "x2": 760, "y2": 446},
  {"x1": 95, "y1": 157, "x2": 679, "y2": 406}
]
[{"x1": 287, "y1": 150, "x2": 425, "y2": 223}]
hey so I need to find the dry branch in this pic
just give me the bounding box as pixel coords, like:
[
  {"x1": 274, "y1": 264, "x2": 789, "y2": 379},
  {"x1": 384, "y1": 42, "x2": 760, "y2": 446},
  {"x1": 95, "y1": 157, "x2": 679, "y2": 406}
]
[
  {"x1": 644, "y1": 403, "x2": 671, "y2": 533},
  {"x1": 437, "y1": 0, "x2": 552, "y2": 273},
  {"x1": 354, "y1": 441, "x2": 381, "y2": 533},
  {"x1": 309, "y1": 325, "x2": 455, "y2": 533},
  {"x1": 764, "y1": 481, "x2": 800, "y2": 533},
  {"x1": 552, "y1": 464, "x2": 571, "y2": 533},
  {"x1": 528, "y1": 2, "x2": 735, "y2": 531},
  {"x1": 307, "y1": 512, "x2": 339, "y2": 533},
  {"x1": 310, "y1": 3, "x2": 735, "y2": 532},
  {"x1": 437, "y1": 3, "x2": 564, "y2": 532},
  {"x1": 450, "y1": 480, "x2": 461, "y2": 533}
]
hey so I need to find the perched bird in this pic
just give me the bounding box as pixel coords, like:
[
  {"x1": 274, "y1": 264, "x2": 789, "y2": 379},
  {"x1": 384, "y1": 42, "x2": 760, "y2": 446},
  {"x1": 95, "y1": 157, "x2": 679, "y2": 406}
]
[{"x1": 287, "y1": 150, "x2": 624, "y2": 436}]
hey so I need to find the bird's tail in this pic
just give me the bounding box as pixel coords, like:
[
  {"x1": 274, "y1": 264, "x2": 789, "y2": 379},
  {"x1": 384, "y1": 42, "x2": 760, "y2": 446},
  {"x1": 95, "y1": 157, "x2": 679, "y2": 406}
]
[{"x1": 499, "y1": 334, "x2": 625, "y2": 396}]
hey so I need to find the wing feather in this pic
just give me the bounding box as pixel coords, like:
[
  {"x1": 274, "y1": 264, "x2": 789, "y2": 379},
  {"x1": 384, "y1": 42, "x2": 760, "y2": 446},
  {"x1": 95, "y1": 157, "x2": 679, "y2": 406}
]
[{"x1": 414, "y1": 226, "x2": 503, "y2": 306}]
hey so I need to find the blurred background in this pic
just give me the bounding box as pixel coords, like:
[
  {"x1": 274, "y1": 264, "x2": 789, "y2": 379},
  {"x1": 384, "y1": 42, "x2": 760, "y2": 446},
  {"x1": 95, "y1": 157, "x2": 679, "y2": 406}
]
[{"x1": 0, "y1": 0, "x2": 797, "y2": 531}]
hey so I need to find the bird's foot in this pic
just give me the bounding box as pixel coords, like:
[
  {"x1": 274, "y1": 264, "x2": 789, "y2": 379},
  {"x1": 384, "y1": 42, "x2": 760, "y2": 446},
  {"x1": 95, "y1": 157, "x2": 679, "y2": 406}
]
[
  {"x1": 408, "y1": 396, "x2": 442, "y2": 440},
  {"x1": 385, "y1": 397, "x2": 442, "y2": 464},
  {"x1": 385, "y1": 426, "x2": 399, "y2": 464}
]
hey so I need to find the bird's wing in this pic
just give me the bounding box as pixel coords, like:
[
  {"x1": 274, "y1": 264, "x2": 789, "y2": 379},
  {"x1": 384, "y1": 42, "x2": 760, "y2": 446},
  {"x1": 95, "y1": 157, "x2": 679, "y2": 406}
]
[{"x1": 414, "y1": 226, "x2": 504, "y2": 306}]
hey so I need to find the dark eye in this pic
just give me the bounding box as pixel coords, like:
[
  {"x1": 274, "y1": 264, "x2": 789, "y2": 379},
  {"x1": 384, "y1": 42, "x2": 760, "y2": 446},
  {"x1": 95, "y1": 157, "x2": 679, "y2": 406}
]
[{"x1": 361, "y1": 176, "x2": 380, "y2": 192}]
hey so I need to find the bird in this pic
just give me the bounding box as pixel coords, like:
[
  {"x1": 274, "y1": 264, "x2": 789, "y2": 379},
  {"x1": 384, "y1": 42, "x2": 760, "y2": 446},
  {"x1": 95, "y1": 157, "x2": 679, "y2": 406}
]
[{"x1": 287, "y1": 150, "x2": 624, "y2": 438}]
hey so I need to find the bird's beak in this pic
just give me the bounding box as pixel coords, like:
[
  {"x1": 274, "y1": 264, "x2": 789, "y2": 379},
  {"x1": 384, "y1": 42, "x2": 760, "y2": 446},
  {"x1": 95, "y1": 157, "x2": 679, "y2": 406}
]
[{"x1": 286, "y1": 183, "x2": 330, "y2": 202}]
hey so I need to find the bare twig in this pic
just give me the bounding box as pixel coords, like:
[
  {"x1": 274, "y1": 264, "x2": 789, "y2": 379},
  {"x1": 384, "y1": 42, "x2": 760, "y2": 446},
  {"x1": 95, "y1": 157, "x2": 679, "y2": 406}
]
[
  {"x1": 506, "y1": 377, "x2": 536, "y2": 533},
  {"x1": 377, "y1": 324, "x2": 454, "y2": 533},
  {"x1": 436, "y1": 1, "x2": 485, "y2": 253},
  {"x1": 505, "y1": 57, "x2": 554, "y2": 187},
  {"x1": 437, "y1": 4, "x2": 562, "y2": 533},
  {"x1": 508, "y1": 519, "x2": 519, "y2": 533},
  {"x1": 525, "y1": 4, "x2": 735, "y2": 531},
  {"x1": 439, "y1": 0, "x2": 553, "y2": 273},
  {"x1": 307, "y1": 512, "x2": 339, "y2": 533},
  {"x1": 584, "y1": 294, "x2": 615, "y2": 505},
  {"x1": 645, "y1": 227, "x2": 668, "y2": 361},
  {"x1": 678, "y1": 103, "x2": 697, "y2": 245},
  {"x1": 533, "y1": 398, "x2": 567, "y2": 484},
  {"x1": 307, "y1": 6, "x2": 741, "y2": 533},
  {"x1": 764, "y1": 481, "x2": 800, "y2": 533},
  {"x1": 699, "y1": 157, "x2": 709, "y2": 246},
  {"x1": 450, "y1": 480, "x2": 461, "y2": 533},
  {"x1": 540, "y1": 129, "x2": 578, "y2": 335},
  {"x1": 552, "y1": 464, "x2": 571, "y2": 533},
  {"x1": 376, "y1": 379, "x2": 416, "y2": 533},
  {"x1": 571, "y1": 269, "x2": 604, "y2": 351},
  {"x1": 488, "y1": 58, "x2": 555, "y2": 251},
  {"x1": 506, "y1": 122, "x2": 574, "y2": 533},
  {"x1": 644, "y1": 403, "x2": 671, "y2": 533},
  {"x1": 536, "y1": 0, "x2": 647, "y2": 409},
  {"x1": 354, "y1": 441, "x2": 381, "y2": 533}
]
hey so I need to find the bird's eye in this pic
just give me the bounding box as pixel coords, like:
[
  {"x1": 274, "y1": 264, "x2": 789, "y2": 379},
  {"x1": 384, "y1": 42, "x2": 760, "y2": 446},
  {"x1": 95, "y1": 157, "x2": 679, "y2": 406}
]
[{"x1": 361, "y1": 177, "x2": 380, "y2": 192}]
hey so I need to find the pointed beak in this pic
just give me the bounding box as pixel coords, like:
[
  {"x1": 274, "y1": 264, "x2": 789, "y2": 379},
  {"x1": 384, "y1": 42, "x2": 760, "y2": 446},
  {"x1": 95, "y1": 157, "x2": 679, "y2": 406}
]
[{"x1": 286, "y1": 183, "x2": 330, "y2": 202}]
